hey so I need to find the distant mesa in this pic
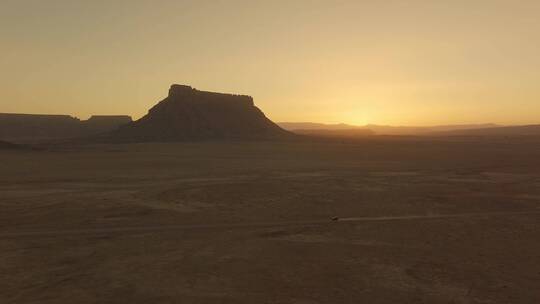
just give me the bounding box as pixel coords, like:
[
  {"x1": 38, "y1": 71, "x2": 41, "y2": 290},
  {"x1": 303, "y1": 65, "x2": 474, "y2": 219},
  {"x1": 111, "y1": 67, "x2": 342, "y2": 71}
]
[
  {"x1": 0, "y1": 85, "x2": 290, "y2": 144},
  {"x1": 108, "y1": 85, "x2": 292, "y2": 142},
  {"x1": 5, "y1": 84, "x2": 536, "y2": 144},
  {"x1": 0, "y1": 113, "x2": 132, "y2": 143}
]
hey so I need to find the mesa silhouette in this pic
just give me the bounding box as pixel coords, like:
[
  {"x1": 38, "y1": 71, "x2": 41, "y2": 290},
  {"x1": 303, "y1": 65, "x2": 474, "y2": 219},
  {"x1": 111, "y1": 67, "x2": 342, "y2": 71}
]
[
  {"x1": 108, "y1": 85, "x2": 291, "y2": 142},
  {"x1": 0, "y1": 113, "x2": 132, "y2": 143}
]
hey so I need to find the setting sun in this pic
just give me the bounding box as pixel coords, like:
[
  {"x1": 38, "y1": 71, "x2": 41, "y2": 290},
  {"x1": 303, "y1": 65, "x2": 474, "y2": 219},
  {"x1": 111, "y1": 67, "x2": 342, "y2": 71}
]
[{"x1": 2, "y1": 1, "x2": 540, "y2": 126}]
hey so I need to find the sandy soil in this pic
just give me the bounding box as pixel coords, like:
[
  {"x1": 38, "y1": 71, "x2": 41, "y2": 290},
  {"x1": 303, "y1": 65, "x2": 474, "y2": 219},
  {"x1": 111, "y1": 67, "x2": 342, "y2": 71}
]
[{"x1": 1, "y1": 138, "x2": 540, "y2": 303}]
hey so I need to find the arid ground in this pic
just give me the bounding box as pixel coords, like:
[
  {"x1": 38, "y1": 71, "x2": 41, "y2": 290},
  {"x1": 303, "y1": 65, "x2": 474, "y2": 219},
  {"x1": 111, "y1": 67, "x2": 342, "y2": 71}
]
[{"x1": 1, "y1": 137, "x2": 540, "y2": 303}]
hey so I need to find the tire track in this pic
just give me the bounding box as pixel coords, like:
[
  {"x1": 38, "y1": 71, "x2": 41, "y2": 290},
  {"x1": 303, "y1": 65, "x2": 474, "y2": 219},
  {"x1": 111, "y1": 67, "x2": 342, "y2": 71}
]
[{"x1": 1, "y1": 210, "x2": 539, "y2": 239}]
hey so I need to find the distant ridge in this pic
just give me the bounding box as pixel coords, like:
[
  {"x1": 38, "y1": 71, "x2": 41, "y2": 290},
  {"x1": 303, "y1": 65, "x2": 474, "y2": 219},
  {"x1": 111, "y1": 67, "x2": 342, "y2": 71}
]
[
  {"x1": 108, "y1": 85, "x2": 292, "y2": 142},
  {"x1": 278, "y1": 122, "x2": 359, "y2": 131},
  {"x1": 431, "y1": 124, "x2": 540, "y2": 136},
  {"x1": 0, "y1": 113, "x2": 132, "y2": 143},
  {"x1": 292, "y1": 128, "x2": 375, "y2": 138},
  {"x1": 364, "y1": 124, "x2": 500, "y2": 135},
  {"x1": 279, "y1": 122, "x2": 501, "y2": 136}
]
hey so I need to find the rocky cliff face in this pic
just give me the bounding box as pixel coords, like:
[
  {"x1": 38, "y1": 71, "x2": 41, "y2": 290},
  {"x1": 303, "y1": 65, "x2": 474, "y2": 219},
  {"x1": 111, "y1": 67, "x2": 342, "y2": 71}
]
[{"x1": 110, "y1": 85, "x2": 291, "y2": 142}]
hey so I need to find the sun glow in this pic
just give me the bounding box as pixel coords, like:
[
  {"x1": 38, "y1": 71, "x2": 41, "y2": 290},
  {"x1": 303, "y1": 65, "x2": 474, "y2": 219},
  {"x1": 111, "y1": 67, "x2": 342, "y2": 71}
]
[{"x1": 1, "y1": 1, "x2": 540, "y2": 125}]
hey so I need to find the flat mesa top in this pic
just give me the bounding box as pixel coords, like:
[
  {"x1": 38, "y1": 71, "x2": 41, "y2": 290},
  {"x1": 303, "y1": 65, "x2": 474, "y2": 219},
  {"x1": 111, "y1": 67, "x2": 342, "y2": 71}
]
[{"x1": 167, "y1": 84, "x2": 253, "y2": 104}]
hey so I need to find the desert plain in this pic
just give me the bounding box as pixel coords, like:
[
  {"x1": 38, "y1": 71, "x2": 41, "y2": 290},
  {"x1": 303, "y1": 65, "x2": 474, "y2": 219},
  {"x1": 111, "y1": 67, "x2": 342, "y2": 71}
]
[{"x1": 1, "y1": 137, "x2": 540, "y2": 303}]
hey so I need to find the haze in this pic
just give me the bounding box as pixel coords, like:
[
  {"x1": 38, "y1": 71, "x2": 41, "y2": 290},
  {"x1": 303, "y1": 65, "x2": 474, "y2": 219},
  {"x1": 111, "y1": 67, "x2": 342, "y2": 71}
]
[
  {"x1": 1, "y1": 0, "x2": 540, "y2": 125},
  {"x1": 3, "y1": 2, "x2": 540, "y2": 303}
]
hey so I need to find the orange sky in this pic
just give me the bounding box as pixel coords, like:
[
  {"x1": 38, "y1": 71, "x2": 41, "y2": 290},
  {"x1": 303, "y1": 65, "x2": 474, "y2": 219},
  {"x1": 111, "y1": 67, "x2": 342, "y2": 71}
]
[{"x1": 1, "y1": 0, "x2": 539, "y2": 126}]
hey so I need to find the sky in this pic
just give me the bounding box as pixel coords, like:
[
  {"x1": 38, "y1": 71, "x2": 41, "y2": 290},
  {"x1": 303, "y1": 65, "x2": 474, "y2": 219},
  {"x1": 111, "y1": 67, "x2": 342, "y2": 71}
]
[{"x1": 1, "y1": 0, "x2": 539, "y2": 126}]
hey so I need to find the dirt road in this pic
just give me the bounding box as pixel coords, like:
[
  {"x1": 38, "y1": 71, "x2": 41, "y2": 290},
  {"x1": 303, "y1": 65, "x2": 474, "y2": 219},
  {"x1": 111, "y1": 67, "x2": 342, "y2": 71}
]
[{"x1": 2, "y1": 210, "x2": 538, "y2": 239}]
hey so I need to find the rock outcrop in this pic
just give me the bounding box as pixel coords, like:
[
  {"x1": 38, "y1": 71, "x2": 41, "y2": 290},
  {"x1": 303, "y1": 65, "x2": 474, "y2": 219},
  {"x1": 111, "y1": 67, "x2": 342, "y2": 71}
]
[{"x1": 109, "y1": 85, "x2": 291, "y2": 142}]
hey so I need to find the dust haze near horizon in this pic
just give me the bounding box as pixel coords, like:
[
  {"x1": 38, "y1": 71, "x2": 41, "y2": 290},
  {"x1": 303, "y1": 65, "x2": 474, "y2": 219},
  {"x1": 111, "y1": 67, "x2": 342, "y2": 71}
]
[{"x1": 1, "y1": 0, "x2": 539, "y2": 126}]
